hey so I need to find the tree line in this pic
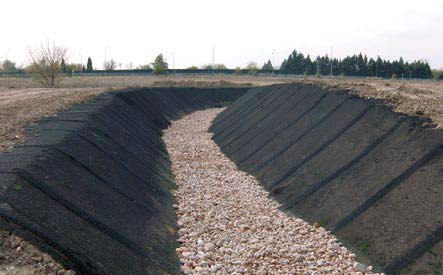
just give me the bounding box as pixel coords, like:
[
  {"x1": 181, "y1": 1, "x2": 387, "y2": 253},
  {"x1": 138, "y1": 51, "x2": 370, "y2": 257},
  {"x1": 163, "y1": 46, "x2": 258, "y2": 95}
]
[
  {"x1": 1, "y1": 43, "x2": 441, "y2": 87},
  {"x1": 280, "y1": 49, "x2": 433, "y2": 79}
]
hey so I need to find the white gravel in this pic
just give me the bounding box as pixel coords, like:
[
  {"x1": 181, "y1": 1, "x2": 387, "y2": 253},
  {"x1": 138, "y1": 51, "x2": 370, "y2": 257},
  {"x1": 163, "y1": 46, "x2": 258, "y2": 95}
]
[{"x1": 163, "y1": 108, "x2": 381, "y2": 275}]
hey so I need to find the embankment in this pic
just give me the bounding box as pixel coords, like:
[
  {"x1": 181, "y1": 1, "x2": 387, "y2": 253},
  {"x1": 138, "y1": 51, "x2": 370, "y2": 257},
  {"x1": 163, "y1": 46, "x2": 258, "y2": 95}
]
[
  {"x1": 0, "y1": 87, "x2": 248, "y2": 275},
  {"x1": 211, "y1": 83, "x2": 443, "y2": 274}
]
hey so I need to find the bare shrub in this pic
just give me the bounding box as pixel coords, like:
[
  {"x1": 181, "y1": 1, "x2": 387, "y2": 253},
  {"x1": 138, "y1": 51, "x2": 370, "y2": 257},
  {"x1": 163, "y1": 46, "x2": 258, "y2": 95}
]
[
  {"x1": 104, "y1": 59, "x2": 117, "y2": 70},
  {"x1": 27, "y1": 42, "x2": 67, "y2": 87}
]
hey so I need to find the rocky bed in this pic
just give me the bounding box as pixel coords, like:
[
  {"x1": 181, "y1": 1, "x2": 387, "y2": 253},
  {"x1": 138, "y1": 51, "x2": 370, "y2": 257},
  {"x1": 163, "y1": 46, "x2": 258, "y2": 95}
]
[{"x1": 164, "y1": 108, "x2": 380, "y2": 275}]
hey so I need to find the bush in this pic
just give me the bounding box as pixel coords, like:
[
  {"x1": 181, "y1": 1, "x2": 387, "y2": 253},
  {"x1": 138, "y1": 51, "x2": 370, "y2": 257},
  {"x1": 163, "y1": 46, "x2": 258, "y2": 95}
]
[
  {"x1": 248, "y1": 68, "x2": 258, "y2": 76},
  {"x1": 391, "y1": 73, "x2": 397, "y2": 80},
  {"x1": 433, "y1": 70, "x2": 443, "y2": 81},
  {"x1": 235, "y1": 67, "x2": 242, "y2": 75},
  {"x1": 303, "y1": 71, "x2": 308, "y2": 78},
  {"x1": 27, "y1": 42, "x2": 67, "y2": 87},
  {"x1": 315, "y1": 71, "x2": 321, "y2": 78},
  {"x1": 152, "y1": 54, "x2": 168, "y2": 75}
]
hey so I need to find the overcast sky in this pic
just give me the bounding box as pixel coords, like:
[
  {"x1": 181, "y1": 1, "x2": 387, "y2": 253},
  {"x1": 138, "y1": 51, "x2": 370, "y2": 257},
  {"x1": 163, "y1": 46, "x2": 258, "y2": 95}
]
[{"x1": 3, "y1": 0, "x2": 443, "y2": 69}]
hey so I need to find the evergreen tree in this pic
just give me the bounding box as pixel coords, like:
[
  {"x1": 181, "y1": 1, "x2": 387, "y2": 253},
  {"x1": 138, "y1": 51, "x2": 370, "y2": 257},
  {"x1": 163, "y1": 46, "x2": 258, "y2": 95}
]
[
  {"x1": 261, "y1": 60, "x2": 273, "y2": 71},
  {"x1": 305, "y1": 55, "x2": 315, "y2": 74},
  {"x1": 61, "y1": 58, "x2": 67, "y2": 73},
  {"x1": 86, "y1": 57, "x2": 93, "y2": 71},
  {"x1": 376, "y1": 56, "x2": 383, "y2": 77},
  {"x1": 279, "y1": 49, "x2": 432, "y2": 79},
  {"x1": 367, "y1": 58, "x2": 376, "y2": 76}
]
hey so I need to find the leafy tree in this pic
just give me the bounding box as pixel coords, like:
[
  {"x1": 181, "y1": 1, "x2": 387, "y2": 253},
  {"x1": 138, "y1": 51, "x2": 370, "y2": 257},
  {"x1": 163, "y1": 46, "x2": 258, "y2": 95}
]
[
  {"x1": 138, "y1": 64, "x2": 152, "y2": 70},
  {"x1": 245, "y1": 61, "x2": 258, "y2": 70},
  {"x1": 27, "y1": 42, "x2": 67, "y2": 87},
  {"x1": 86, "y1": 57, "x2": 93, "y2": 71},
  {"x1": 64, "y1": 63, "x2": 83, "y2": 76},
  {"x1": 235, "y1": 67, "x2": 242, "y2": 75},
  {"x1": 248, "y1": 68, "x2": 258, "y2": 76},
  {"x1": 201, "y1": 64, "x2": 227, "y2": 70},
  {"x1": 433, "y1": 70, "x2": 443, "y2": 80},
  {"x1": 215, "y1": 64, "x2": 227, "y2": 69},
  {"x1": 152, "y1": 54, "x2": 168, "y2": 75},
  {"x1": 186, "y1": 66, "x2": 199, "y2": 70},
  {"x1": 244, "y1": 61, "x2": 258, "y2": 76},
  {"x1": 1, "y1": 60, "x2": 17, "y2": 72}
]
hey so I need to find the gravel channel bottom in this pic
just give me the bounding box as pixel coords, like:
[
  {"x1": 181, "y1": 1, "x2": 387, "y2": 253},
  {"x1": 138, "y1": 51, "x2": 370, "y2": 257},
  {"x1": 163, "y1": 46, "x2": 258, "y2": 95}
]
[{"x1": 163, "y1": 108, "x2": 381, "y2": 275}]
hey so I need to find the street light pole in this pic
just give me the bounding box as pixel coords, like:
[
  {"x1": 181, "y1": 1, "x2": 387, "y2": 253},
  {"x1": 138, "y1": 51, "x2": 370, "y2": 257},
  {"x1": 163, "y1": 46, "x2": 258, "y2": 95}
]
[
  {"x1": 272, "y1": 51, "x2": 275, "y2": 75},
  {"x1": 376, "y1": 55, "x2": 380, "y2": 78},
  {"x1": 5, "y1": 49, "x2": 11, "y2": 61},
  {"x1": 213, "y1": 46, "x2": 216, "y2": 74},
  {"x1": 80, "y1": 54, "x2": 83, "y2": 75},
  {"x1": 172, "y1": 51, "x2": 175, "y2": 75},
  {"x1": 104, "y1": 46, "x2": 109, "y2": 74}
]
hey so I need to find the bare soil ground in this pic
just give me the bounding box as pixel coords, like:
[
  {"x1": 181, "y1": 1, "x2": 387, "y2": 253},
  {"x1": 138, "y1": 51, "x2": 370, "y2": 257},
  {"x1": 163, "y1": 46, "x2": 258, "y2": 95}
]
[
  {"x1": 293, "y1": 77, "x2": 443, "y2": 127},
  {"x1": 0, "y1": 229, "x2": 75, "y2": 275},
  {"x1": 0, "y1": 76, "x2": 256, "y2": 153},
  {"x1": 0, "y1": 74, "x2": 442, "y2": 274},
  {"x1": 1, "y1": 75, "x2": 442, "y2": 154},
  {"x1": 0, "y1": 87, "x2": 108, "y2": 152}
]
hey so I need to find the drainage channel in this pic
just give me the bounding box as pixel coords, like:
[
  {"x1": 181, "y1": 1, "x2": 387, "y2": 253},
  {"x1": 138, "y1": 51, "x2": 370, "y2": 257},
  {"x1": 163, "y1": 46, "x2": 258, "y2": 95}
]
[{"x1": 163, "y1": 108, "x2": 377, "y2": 275}]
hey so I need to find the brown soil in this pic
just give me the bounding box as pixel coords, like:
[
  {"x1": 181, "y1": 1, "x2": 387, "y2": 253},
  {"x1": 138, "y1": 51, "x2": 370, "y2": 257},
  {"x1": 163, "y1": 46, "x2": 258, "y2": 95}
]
[
  {"x1": 0, "y1": 87, "x2": 109, "y2": 152},
  {"x1": 0, "y1": 229, "x2": 75, "y2": 275},
  {"x1": 0, "y1": 79, "x2": 253, "y2": 153},
  {"x1": 1, "y1": 76, "x2": 442, "y2": 154},
  {"x1": 288, "y1": 78, "x2": 443, "y2": 127}
]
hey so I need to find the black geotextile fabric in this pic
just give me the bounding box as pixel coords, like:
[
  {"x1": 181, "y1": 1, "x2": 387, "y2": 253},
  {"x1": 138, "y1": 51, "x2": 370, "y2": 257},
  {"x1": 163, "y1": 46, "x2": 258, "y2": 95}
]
[
  {"x1": 0, "y1": 87, "x2": 248, "y2": 275},
  {"x1": 211, "y1": 83, "x2": 443, "y2": 274}
]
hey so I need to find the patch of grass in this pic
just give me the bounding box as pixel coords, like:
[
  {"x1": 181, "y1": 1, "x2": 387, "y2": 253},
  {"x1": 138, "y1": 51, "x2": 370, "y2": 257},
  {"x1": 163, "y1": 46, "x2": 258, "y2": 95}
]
[
  {"x1": 427, "y1": 248, "x2": 443, "y2": 274},
  {"x1": 93, "y1": 133, "x2": 103, "y2": 143}
]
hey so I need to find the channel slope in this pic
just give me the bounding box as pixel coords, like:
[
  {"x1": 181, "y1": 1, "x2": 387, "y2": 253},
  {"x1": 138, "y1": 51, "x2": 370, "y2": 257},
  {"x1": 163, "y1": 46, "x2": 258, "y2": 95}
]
[
  {"x1": 211, "y1": 83, "x2": 443, "y2": 274},
  {"x1": 0, "y1": 87, "x2": 248, "y2": 275}
]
